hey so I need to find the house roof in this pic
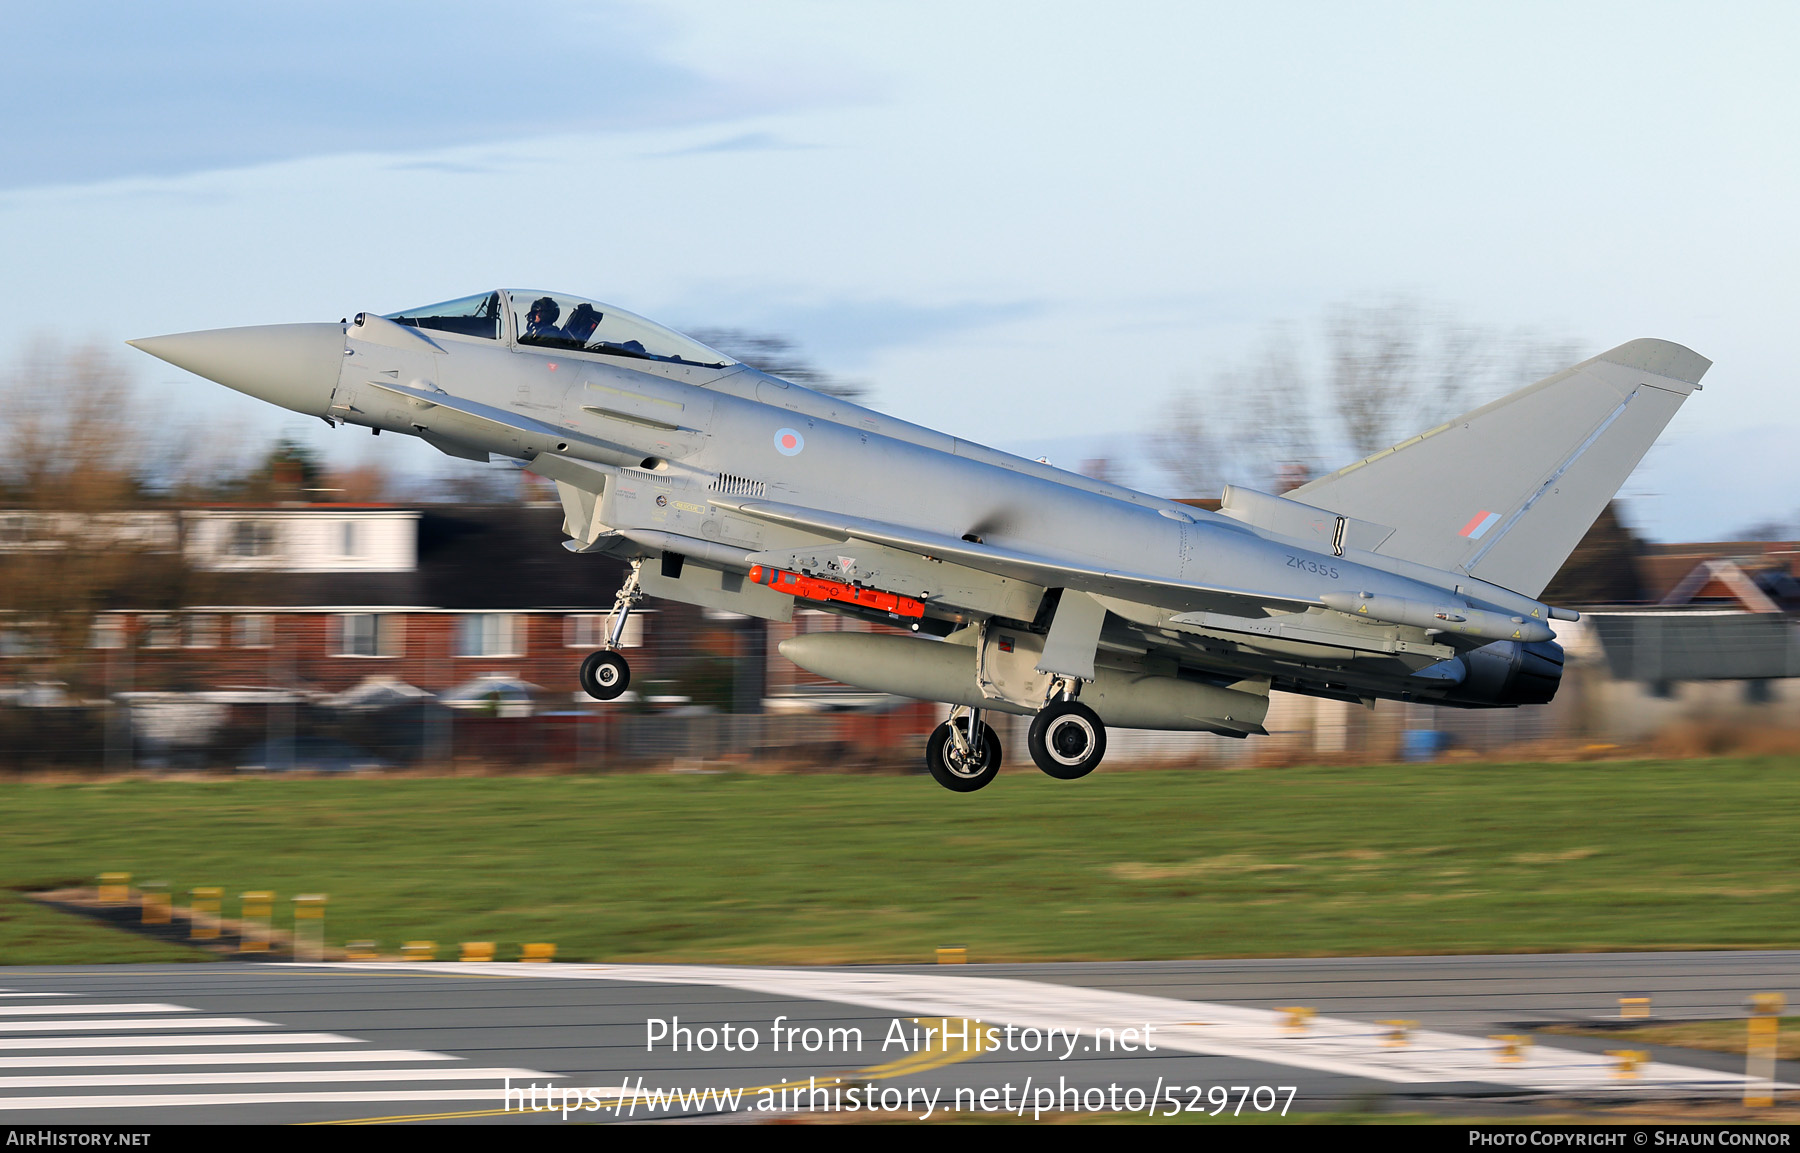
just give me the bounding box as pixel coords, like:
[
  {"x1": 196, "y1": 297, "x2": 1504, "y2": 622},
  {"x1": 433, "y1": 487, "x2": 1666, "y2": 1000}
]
[
  {"x1": 415, "y1": 506, "x2": 626, "y2": 609},
  {"x1": 7, "y1": 504, "x2": 630, "y2": 611},
  {"x1": 1656, "y1": 559, "x2": 1784, "y2": 613}
]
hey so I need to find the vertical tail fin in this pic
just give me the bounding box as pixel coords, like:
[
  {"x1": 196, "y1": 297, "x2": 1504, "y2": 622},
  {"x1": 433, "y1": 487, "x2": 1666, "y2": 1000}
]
[{"x1": 1289, "y1": 339, "x2": 1708, "y2": 598}]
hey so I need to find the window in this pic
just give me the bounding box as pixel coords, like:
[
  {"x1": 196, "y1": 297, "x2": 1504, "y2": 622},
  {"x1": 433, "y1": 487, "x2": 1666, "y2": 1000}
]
[
  {"x1": 335, "y1": 614, "x2": 404, "y2": 658},
  {"x1": 564, "y1": 613, "x2": 642, "y2": 649},
  {"x1": 339, "y1": 522, "x2": 360, "y2": 558},
  {"x1": 228, "y1": 520, "x2": 278, "y2": 558},
  {"x1": 0, "y1": 623, "x2": 43, "y2": 659},
  {"x1": 457, "y1": 614, "x2": 521, "y2": 657},
  {"x1": 184, "y1": 614, "x2": 221, "y2": 649},
  {"x1": 89, "y1": 616, "x2": 126, "y2": 650},
  {"x1": 233, "y1": 615, "x2": 273, "y2": 648},
  {"x1": 142, "y1": 614, "x2": 179, "y2": 649}
]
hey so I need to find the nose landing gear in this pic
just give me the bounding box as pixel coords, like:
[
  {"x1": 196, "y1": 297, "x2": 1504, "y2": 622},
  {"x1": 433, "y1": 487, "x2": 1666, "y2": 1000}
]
[{"x1": 579, "y1": 559, "x2": 643, "y2": 701}]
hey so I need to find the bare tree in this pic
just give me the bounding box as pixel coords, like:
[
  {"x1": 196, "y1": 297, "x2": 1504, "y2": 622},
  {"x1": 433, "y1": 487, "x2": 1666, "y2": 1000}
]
[
  {"x1": 0, "y1": 340, "x2": 145, "y2": 508},
  {"x1": 1155, "y1": 297, "x2": 1583, "y2": 498},
  {"x1": 1152, "y1": 377, "x2": 1221, "y2": 499},
  {"x1": 0, "y1": 341, "x2": 201, "y2": 685},
  {"x1": 322, "y1": 461, "x2": 400, "y2": 504},
  {"x1": 685, "y1": 328, "x2": 870, "y2": 403},
  {"x1": 1734, "y1": 515, "x2": 1800, "y2": 542},
  {"x1": 1327, "y1": 297, "x2": 1583, "y2": 457},
  {"x1": 1327, "y1": 299, "x2": 1448, "y2": 457},
  {"x1": 139, "y1": 410, "x2": 264, "y2": 502},
  {"x1": 1154, "y1": 324, "x2": 1316, "y2": 498},
  {"x1": 389, "y1": 458, "x2": 527, "y2": 504}
]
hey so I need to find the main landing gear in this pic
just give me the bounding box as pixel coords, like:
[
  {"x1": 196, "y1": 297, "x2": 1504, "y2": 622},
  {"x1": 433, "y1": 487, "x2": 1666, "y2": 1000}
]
[
  {"x1": 925, "y1": 705, "x2": 1002, "y2": 792},
  {"x1": 580, "y1": 559, "x2": 643, "y2": 701},
  {"x1": 924, "y1": 685, "x2": 1109, "y2": 791},
  {"x1": 1027, "y1": 683, "x2": 1106, "y2": 780}
]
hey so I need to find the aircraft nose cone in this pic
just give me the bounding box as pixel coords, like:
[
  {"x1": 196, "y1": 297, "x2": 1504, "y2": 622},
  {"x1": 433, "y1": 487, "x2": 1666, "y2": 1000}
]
[{"x1": 128, "y1": 323, "x2": 346, "y2": 416}]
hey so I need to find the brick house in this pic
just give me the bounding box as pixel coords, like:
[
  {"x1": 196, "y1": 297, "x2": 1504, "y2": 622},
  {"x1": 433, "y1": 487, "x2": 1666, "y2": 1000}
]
[{"x1": 5, "y1": 503, "x2": 767, "y2": 707}]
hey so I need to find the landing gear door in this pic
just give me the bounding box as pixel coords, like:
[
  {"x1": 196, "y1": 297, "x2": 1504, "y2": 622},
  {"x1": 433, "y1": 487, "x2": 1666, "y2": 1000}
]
[
  {"x1": 526, "y1": 453, "x2": 616, "y2": 550},
  {"x1": 327, "y1": 382, "x2": 361, "y2": 426},
  {"x1": 1036, "y1": 590, "x2": 1106, "y2": 683}
]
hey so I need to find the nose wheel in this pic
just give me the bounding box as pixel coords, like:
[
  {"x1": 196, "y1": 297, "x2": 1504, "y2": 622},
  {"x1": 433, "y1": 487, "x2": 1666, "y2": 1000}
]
[
  {"x1": 580, "y1": 650, "x2": 631, "y2": 700},
  {"x1": 1028, "y1": 699, "x2": 1106, "y2": 779},
  {"x1": 925, "y1": 708, "x2": 1002, "y2": 792}
]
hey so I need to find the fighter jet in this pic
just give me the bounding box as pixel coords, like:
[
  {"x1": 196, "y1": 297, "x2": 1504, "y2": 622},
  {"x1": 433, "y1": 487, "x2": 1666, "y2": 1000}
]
[{"x1": 130, "y1": 290, "x2": 1708, "y2": 790}]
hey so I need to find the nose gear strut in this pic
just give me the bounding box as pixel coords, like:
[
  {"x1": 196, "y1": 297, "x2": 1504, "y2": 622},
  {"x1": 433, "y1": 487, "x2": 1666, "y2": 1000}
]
[{"x1": 579, "y1": 558, "x2": 643, "y2": 701}]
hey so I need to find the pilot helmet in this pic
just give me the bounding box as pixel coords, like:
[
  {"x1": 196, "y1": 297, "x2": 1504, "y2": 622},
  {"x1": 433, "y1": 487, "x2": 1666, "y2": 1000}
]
[{"x1": 528, "y1": 296, "x2": 560, "y2": 325}]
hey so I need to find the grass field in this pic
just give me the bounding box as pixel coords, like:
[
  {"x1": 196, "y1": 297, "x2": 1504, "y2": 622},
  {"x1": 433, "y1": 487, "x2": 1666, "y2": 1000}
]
[{"x1": 3, "y1": 757, "x2": 1799, "y2": 966}]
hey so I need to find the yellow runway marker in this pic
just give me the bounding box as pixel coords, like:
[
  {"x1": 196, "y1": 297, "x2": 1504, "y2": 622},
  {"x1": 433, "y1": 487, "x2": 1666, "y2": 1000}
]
[
  {"x1": 1746, "y1": 993, "x2": 1785, "y2": 1107},
  {"x1": 97, "y1": 873, "x2": 130, "y2": 905},
  {"x1": 189, "y1": 887, "x2": 222, "y2": 941},
  {"x1": 1275, "y1": 1006, "x2": 1315, "y2": 1034},
  {"x1": 317, "y1": 1017, "x2": 988, "y2": 1125}
]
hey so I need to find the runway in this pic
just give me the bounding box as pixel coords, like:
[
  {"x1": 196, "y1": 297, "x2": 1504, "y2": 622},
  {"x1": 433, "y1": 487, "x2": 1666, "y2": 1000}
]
[{"x1": 0, "y1": 952, "x2": 1793, "y2": 1123}]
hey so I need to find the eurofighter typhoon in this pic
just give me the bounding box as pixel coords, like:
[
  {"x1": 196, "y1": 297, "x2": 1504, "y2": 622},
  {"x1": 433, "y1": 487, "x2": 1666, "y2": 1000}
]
[{"x1": 130, "y1": 290, "x2": 1708, "y2": 790}]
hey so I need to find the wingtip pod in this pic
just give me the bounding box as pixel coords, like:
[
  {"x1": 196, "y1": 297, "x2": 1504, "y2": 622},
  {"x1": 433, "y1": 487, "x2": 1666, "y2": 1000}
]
[{"x1": 1596, "y1": 339, "x2": 1711, "y2": 388}]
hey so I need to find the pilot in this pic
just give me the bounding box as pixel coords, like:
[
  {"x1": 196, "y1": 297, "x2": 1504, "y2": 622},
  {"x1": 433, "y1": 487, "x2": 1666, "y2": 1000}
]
[
  {"x1": 524, "y1": 296, "x2": 564, "y2": 342},
  {"x1": 565, "y1": 303, "x2": 602, "y2": 345}
]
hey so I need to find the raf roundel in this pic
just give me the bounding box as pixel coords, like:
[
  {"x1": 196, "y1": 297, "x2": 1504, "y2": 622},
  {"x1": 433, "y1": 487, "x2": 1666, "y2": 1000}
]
[{"x1": 774, "y1": 427, "x2": 805, "y2": 456}]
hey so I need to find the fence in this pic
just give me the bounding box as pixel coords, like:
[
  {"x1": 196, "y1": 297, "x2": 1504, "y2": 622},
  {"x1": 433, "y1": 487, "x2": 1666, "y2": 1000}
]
[{"x1": 0, "y1": 699, "x2": 930, "y2": 774}]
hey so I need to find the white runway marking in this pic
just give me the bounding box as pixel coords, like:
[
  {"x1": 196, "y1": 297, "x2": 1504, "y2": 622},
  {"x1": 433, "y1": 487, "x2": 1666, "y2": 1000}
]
[
  {"x1": 0, "y1": 1032, "x2": 357, "y2": 1051},
  {"x1": 0, "y1": 1017, "x2": 272, "y2": 1033},
  {"x1": 0, "y1": 994, "x2": 554, "y2": 1116},
  {"x1": 344, "y1": 961, "x2": 1783, "y2": 1098},
  {"x1": 0, "y1": 1088, "x2": 562, "y2": 1112},
  {"x1": 0, "y1": 1067, "x2": 543, "y2": 1090},
  {"x1": 0, "y1": 1003, "x2": 187, "y2": 1017},
  {"x1": 0, "y1": 1049, "x2": 457, "y2": 1069}
]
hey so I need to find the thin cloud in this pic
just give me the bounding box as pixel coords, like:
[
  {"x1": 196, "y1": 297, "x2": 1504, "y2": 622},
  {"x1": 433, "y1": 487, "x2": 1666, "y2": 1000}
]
[
  {"x1": 0, "y1": 2, "x2": 851, "y2": 191},
  {"x1": 644, "y1": 132, "x2": 823, "y2": 159}
]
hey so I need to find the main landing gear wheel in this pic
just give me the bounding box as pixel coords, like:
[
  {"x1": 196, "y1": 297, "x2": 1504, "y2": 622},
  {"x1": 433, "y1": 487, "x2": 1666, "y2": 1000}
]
[
  {"x1": 925, "y1": 717, "x2": 1002, "y2": 793},
  {"x1": 580, "y1": 650, "x2": 630, "y2": 701},
  {"x1": 1028, "y1": 700, "x2": 1106, "y2": 780}
]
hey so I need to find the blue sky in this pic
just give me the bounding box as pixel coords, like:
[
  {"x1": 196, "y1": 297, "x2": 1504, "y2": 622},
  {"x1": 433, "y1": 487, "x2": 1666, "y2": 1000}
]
[{"x1": 3, "y1": 2, "x2": 1796, "y2": 539}]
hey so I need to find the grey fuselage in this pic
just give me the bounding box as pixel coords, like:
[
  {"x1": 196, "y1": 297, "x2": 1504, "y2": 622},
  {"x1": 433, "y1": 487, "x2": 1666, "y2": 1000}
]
[{"x1": 138, "y1": 304, "x2": 1566, "y2": 715}]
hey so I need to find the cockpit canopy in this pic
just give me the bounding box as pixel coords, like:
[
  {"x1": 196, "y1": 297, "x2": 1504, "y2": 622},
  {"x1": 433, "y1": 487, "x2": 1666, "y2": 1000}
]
[
  {"x1": 383, "y1": 290, "x2": 735, "y2": 369},
  {"x1": 384, "y1": 291, "x2": 504, "y2": 339}
]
